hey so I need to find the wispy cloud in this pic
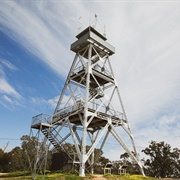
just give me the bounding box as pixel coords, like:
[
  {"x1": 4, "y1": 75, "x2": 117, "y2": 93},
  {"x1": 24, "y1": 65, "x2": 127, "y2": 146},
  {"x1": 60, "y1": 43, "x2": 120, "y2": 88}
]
[
  {"x1": 0, "y1": 59, "x2": 22, "y2": 109},
  {"x1": 1, "y1": 59, "x2": 17, "y2": 71},
  {"x1": 48, "y1": 96, "x2": 59, "y2": 109},
  {"x1": 29, "y1": 95, "x2": 71, "y2": 111},
  {"x1": 2, "y1": 95, "x2": 13, "y2": 104},
  {"x1": 30, "y1": 97, "x2": 47, "y2": 105},
  {"x1": 0, "y1": 76, "x2": 21, "y2": 99},
  {"x1": 47, "y1": 94, "x2": 72, "y2": 109},
  {"x1": 29, "y1": 96, "x2": 57, "y2": 112},
  {"x1": 0, "y1": 1, "x2": 80, "y2": 77},
  {"x1": 108, "y1": 3, "x2": 180, "y2": 126}
]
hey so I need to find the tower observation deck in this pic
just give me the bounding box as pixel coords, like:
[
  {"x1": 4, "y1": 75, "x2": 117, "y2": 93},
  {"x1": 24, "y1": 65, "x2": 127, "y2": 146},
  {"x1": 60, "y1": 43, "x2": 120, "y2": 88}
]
[{"x1": 30, "y1": 26, "x2": 144, "y2": 177}]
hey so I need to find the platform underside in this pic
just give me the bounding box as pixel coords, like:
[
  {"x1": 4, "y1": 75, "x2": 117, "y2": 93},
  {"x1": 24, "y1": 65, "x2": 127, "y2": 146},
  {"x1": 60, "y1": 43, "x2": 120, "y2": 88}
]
[
  {"x1": 31, "y1": 122, "x2": 52, "y2": 129},
  {"x1": 70, "y1": 69, "x2": 114, "y2": 88},
  {"x1": 52, "y1": 108, "x2": 125, "y2": 130}
]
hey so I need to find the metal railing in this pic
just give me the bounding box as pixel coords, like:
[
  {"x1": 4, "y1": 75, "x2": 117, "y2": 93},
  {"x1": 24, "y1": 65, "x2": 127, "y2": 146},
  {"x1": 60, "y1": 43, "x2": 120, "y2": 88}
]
[
  {"x1": 31, "y1": 100, "x2": 124, "y2": 128},
  {"x1": 52, "y1": 101, "x2": 84, "y2": 124},
  {"x1": 52, "y1": 100, "x2": 124, "y2": 123},
  {"x1": 31, "y1": 113, "x2": 52, "y2": 126}
]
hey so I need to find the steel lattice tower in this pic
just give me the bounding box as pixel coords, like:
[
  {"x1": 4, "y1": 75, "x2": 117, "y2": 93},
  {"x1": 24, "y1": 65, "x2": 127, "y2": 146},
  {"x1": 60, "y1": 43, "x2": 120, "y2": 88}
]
[{"x1": 30, "y1": 26, "x2": 144, "y2": 177}]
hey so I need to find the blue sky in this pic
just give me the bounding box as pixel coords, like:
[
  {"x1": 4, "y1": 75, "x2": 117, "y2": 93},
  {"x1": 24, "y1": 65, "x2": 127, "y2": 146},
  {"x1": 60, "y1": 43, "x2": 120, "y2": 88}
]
[
  {"x1": 0, "y1": 30, "x2": 62, "y2": 148},
  {"x1": 0, "y1": 0, "x2": 180, "y2": 160}
]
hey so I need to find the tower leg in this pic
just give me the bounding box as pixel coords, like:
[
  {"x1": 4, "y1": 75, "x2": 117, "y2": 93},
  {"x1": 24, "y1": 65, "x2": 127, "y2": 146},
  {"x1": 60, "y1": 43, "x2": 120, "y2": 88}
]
[
  {"x1": 79, "y1": 126, "x2": 87, "y2": 177},
  {"x1": 79, "y1": 162, "x2": 85, "y2": 177},
  {"x1": 91, "y1": 133, "x2": 95, "y2": 174},
  {"x1": 90, "y1": 152, "x2": 94, "y2": 174},
  {"x1": 79, "y1": 44, "x2": 92, "y2": 177},
  {"x1": 79, "y1": 146, "x2": 86, "y2": 176},
  {"x1": 139, "y1": 164, "x2": 145, "y2": 176}
]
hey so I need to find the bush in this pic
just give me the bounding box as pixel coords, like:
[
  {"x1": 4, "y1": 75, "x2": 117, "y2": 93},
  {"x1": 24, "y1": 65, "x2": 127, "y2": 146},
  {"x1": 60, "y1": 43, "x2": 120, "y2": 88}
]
[{"x1": 65, "y1": 174, "x2": 83, "y2": 180}]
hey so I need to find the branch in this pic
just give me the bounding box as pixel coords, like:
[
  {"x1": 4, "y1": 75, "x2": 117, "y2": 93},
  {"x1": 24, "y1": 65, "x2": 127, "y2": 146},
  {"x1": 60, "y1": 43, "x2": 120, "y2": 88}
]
[{"x1": 3, "y1": 141, "x2": 9, "y2": 152}]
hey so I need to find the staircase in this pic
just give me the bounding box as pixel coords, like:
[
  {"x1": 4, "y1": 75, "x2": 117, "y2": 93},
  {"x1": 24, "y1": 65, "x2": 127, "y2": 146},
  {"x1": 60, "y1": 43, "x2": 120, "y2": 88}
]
[
  {"x1": 41, "y1": 128, "x2": 62, "y2": 151},
  {"x1": 89, "y1": 87, "x2": 104, "y2": 100}
]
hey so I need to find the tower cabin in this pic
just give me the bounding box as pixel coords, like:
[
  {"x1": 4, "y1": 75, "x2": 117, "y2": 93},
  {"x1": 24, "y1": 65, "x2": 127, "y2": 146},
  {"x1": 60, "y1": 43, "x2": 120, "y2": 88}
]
[{"x1": 71, "y1": 26, "x2": 115, "y2": 56}]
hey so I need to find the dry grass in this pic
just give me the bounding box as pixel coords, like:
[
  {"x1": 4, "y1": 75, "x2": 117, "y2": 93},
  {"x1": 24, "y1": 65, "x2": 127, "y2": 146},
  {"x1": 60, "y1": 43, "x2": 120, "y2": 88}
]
[{"x1": 0, "y1": 173, "x2": 179, "y2": 180}]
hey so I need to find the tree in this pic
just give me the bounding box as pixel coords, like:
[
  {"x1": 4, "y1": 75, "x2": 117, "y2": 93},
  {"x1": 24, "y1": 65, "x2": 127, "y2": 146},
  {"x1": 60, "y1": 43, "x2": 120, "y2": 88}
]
[
  {"x1": 0, "y1": 136, "x2": 40, "y2": 172},
  {"x1": 8, "y1": 147, "x2": 24, "y2": 171},
  {"x1": 119, "y1": 151, "x2": 141, "y2": 175},
  {"x1": 0, "y1": 135, "x2": 111, "y2": 173},
  {"x1": 20, "y1": 135, "x2": 39, "y2": 171},
  {"x1": 142, "y1": 141, "x2": 180, "y2": 178},
  {"x1": 0, "y1": 150, "x2": 10, "y2": 172},
  {"x1": 51, "y1": 151, "x2": 69, "y2": 171},
  {"x1": 0, "y1": 148, "x2": 5, "y2": 172},
  {"x1": 21, "y1": 135, "x2": 53, "y2": 173},
  {"x1": 170, "y1": 148, "x2": 180, "y2": 177},
  {"x1": 120, "y1": 152, "x2": 129, "y2": 160},
  {"x1": 0, "y1": 144, "x2": 11, "y2": 172}
]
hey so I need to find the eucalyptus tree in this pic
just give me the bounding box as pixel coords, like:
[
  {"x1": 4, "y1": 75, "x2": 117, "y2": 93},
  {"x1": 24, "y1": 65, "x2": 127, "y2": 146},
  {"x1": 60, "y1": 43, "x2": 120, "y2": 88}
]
[{"x1": 142, "y1": 141, "x2": 180, "y2": 178}]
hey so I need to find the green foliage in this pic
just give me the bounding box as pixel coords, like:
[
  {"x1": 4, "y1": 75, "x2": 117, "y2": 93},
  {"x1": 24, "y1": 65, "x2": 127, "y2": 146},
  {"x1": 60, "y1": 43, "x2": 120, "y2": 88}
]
[
  {"x1": 45, "y1": 173, "x2": 64, "y2": 179},
  {"x1": 55, "y1": 170, "x2": 63, "y2": 173},
  {"x1": 123, "y1": 174, "x2": 155, "y2": 180},
  {"x1": 0, "y1": 172, "x2": 171, "y2": 180},
  {"x1": 65, "y1": 174, "x2": 83, "y2": 180},
  {"x1": 142, "y1": 141, "x2": 180, "y2": 178},
  {"x1": 1, "y1": 135, "x2": 179, "y2": 179},
  {"x1": 0, "y1": 150, "x2": 11, "y2": 172},
  {"x1": 119, "y1": 152, "x2": 142, "y2": 174},
  {"x1": 104, "y1": 174, "x2": 156, "y2": 180},
  {"x1": 0, "y1": 135, "x2": 111, "y2": 174},
  {"x1": 104, "y1": 173, "x2": 115, "y2": 178}
]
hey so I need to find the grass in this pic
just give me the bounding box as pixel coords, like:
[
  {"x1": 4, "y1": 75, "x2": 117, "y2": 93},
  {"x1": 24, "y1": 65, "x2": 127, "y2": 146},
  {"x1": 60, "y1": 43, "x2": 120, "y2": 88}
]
[
  {"x1": 103, "y1": 174, "x2": 156, "y2": 180},
  {"x1": 0, "y1": 172, "x2": 87, "y2": 180},
  {"x1": 0, "y1": 172, "x2": 169, "y2": 180}
]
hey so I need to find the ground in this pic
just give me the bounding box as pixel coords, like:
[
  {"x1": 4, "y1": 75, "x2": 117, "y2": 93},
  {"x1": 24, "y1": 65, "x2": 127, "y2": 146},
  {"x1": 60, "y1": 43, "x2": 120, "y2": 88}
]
[
  {"x1": 0, "y1": 173, "x2": 8, "y2": 176},
  {"x1": 92, "y1": 174, "x2": 107, "y2": 180}
]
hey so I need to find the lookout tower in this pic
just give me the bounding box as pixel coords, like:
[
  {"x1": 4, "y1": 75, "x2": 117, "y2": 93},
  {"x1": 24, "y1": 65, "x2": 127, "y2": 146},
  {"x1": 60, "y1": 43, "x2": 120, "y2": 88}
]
[{"x1": 30, "y1": 26, "x2": 144, "y2": 177}]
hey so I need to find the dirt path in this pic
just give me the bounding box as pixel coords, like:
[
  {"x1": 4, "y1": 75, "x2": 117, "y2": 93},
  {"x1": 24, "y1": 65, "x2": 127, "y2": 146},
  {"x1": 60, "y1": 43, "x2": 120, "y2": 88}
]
[
  {"x1": 163, "y1": 179, "x2": 180, "y2": 180},
  {"x1": 92, "y1": 174, "x2": 107, "y2": 180},
  {"x1": 0, "y1": 173, "x2": 8, "y2": 176},
  {"x1": 91, "y1": 175, "x2": 180, "y2": 180}
]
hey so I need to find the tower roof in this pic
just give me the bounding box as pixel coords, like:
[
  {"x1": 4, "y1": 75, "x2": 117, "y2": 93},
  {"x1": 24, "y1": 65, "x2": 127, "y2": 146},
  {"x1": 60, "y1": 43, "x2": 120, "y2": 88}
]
[
  {"x1": 76, "y1": 26, "x2": 107, "y2": 41},
  {"x1": 71, "y1": 26, "x2": 115, "y2": 56}
]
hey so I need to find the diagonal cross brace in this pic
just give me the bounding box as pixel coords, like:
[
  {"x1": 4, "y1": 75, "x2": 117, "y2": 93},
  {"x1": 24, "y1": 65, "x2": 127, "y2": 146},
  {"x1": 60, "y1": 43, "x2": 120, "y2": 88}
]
[
  {"x1": 110, "y1": 124, "x2": 145, "y2": 176},
  {"x1": 86, "y1": 123, "x2": 109, "y2": 161}
]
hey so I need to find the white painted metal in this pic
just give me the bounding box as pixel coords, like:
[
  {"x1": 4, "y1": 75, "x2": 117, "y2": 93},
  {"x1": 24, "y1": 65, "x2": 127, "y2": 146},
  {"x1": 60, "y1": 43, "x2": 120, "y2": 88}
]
[{"x1": 30, "y1": 26, "x2": 145, "y2": 177}]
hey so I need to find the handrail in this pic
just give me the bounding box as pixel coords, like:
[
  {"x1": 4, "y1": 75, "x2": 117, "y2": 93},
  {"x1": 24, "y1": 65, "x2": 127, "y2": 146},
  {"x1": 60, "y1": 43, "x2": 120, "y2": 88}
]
[
  {"x1": 31, "y1": 113, "x2": 52, "y2": 126},
  {"x1": 31, "y1": 101, "x2": 124, "y2": 127},
  {"x1": 52, "y1": 101, "x2": 84, "y2": 124},
  {"x1": 52, "y1": 100, "x2": 124, "y2": 123}
]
